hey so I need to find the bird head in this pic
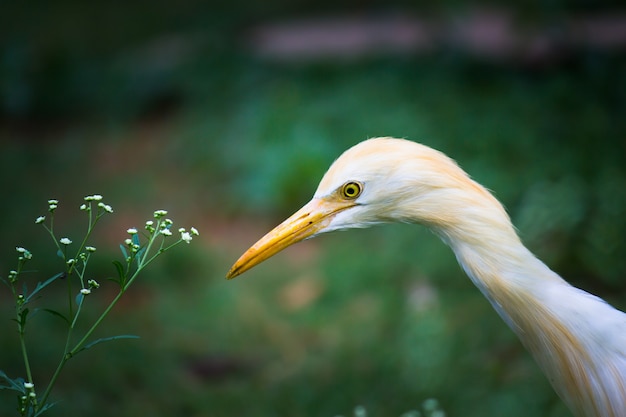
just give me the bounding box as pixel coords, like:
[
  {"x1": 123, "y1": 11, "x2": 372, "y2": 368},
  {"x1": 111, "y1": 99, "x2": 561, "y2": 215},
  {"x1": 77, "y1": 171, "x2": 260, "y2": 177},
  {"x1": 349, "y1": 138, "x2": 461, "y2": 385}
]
[{"x1": 226, "y1": 137, "x2": 501, "y2": 279}]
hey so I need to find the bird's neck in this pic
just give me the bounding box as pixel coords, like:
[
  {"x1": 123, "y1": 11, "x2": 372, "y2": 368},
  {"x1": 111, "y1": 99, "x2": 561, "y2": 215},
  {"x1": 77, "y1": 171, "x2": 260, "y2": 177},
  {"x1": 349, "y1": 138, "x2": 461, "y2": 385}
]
[
  {"x1": 428, "y1": 189, "x2": 569, "y2": 333},
  {"x1": 430, "y1": 191, "x2": 626, "y2": 417},
  {"x1": 440, "y1": 208, "x2": 559, "y2": 291},
  {"x1": 440, "y1": 215, "x2": 563, "y2": 331},
  {"x1": 412, "y1": 185, "x2": 560, "y2": 299}
]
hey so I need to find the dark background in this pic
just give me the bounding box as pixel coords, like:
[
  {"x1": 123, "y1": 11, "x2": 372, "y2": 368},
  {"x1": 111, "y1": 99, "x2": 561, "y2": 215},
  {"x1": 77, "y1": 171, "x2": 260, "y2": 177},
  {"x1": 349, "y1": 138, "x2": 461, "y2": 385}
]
[{"x1": 1, "y1": 1, "x2": 625, "y2": 416}]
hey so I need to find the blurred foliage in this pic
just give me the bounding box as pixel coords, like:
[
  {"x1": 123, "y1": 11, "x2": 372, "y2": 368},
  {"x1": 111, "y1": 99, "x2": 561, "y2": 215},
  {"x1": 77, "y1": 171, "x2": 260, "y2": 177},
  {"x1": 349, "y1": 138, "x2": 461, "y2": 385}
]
[{"x1": 1, "y1": 1, "x2": 625, "y2": 417}]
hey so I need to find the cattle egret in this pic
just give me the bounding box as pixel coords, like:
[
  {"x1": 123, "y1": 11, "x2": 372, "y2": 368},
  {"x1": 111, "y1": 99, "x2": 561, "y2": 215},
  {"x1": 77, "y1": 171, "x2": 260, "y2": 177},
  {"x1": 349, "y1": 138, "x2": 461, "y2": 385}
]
[{"x1": 227, "y1": 137, "x2": 626, "y2": 417}]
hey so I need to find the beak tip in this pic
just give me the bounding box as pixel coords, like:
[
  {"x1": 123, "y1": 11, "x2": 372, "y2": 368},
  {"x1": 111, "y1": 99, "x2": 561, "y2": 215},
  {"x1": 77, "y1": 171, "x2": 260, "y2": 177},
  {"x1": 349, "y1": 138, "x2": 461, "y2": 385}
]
[{"x1": 225, "y1": 267, "x2": 240, "y2": 280}]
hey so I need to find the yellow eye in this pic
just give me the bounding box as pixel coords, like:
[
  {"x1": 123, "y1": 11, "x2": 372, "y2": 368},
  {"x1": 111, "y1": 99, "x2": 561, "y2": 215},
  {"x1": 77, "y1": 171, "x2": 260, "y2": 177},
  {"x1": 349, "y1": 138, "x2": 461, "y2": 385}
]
[{"x1": 341, "y1": 181, "x2": 363, "y2": 199}]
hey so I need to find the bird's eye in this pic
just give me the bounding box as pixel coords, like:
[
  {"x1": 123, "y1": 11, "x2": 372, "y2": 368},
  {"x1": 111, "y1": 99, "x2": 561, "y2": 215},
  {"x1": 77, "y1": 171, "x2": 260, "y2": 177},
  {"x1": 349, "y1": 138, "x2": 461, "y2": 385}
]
[{"x1": 341, "y1": 181, "x2": 363, "y2": 199}]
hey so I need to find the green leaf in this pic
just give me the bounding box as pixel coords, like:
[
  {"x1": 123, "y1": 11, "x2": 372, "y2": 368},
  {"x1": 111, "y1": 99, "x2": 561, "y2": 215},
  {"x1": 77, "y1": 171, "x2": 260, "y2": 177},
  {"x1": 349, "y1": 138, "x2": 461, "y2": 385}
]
[
  {"x1": 19, "y1": 308, "x2": 29, "y2": 327},
  {"x1": 77, "y1": 335, "x2": 139, "y2": 355},
  {"x1": 43, "y1": 308, "x2": 70, "y2": 325},
  {"x1": 119, "y1": 244, "x2": 128, "y2": 259},
  {"x1": 0, "y1": 370, "x2": 25, "y2": 393},
  {"x1": 33, "y1": 401, "x2": 58, "y2": 416},
  {"x1": 112, "y1": 260, "x2": 125, "y2": 286},
  {"x1": 75, "y1": 292, "x2": 84, "y2": 307},
  {"x1": 132, "y1": 233, "x2": 140, "y2": 246},
  {"x1": 25, "y1": 272, "x2": 65, "y2": 303},
  {"x1": 136, "y1": 247, "x2": 146, "y2": 268}
]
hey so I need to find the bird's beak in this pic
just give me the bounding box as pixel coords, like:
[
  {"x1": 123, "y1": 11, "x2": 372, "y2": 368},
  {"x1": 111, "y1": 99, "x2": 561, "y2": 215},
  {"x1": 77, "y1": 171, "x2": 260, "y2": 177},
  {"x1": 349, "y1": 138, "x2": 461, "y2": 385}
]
[{"x1": 226, "y1": 198, "x2": 354, "y2": 279}]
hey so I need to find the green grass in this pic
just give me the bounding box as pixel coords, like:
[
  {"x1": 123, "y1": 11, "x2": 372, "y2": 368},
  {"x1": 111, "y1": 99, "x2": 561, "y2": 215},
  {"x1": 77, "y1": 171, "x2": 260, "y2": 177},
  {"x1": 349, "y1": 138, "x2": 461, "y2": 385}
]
[{"x1": 1, "y1": 20, "x2": 625, "y2": 416}]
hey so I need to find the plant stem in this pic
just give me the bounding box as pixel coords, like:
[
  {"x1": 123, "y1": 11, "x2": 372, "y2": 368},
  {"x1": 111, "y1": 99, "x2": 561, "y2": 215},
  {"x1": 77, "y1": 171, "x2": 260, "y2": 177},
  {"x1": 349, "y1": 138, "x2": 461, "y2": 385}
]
[
  {"x1": 65, "y1": 234, "x2": 179, "y2": 358},
  {"x1": 18, "y1": 335, "x2": 37, "y2": 409},
  {"x1": 38, "y1": 255, "x2": 145, "y2": 408},
  {"x1": 38, "y1": 351, "x2": 66, "y2": 411},
  {"x1": 19, "y1": 334, "x2": 33, "y2": 384},
  {"x1": 11, "y1": 260, "x2": 38, "y2": 408},
  {"x1": 66, "y1": 271, "x2": 73, "y2": 319},
  {"x1": 69, "y1": 287, "x2": 127, "y2": 356},
  {"x1": 38, "y1": 285, "x2": 118, "y2": 409}
]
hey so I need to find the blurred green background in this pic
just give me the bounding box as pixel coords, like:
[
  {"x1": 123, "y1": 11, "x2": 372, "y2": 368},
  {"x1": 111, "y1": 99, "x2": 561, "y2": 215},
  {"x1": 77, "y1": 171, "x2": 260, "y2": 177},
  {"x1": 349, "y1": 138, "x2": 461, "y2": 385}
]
[{"x1": 1, "y1": 1, "x2": 625, "y2": 416}]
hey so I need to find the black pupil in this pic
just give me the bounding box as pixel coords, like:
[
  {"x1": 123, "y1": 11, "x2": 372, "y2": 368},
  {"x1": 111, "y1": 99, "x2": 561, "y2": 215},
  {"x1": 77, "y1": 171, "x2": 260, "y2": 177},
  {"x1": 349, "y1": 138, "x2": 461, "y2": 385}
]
[{"x1": 346, "y1": 184, "x2": 357, "y2": 196}]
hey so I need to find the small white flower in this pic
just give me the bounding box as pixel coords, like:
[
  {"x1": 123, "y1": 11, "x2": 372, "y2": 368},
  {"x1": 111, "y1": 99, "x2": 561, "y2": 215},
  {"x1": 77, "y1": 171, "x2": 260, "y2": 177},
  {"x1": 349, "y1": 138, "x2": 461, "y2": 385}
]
[
  {"x1": 84, "y1": 194, "x2": 103, "y2": 201},
  {"x1": 66, "y1": 258, "x2": 76, "y2": 266},
  {"x1": 127, "y1": 228, "x2": 138, "y2": 234},
  {"x1": 16, "y1": 247, "x2": 32, "y2": 259},
  {"x1": 181, "y1": 231, "x2": 192, "y2": 244},
  {"x1": 124, "y1": 238, "x2": 132, "y2": 246},
  {"x1": 145, "y1": 221, "x2": 156, "y2": 233},
  {"x1": 59, "y1": 237, "x2": 72, "y2": 245},
  {"x1": 24, "y1": 382, "x2": 34, "y2": 389},
  {"x1": 79, "y1": 203, "x2": 88, "y2": 211},
  {"x1": 35, "y1": 216, "x2": 45, "y2": 224},
  {"x1": 16, "y1": 247, "x2": 31, "y2": 260},
  {"x1": 88, "y1": 279, "x2": 100, "y2": 289},
  {"x1": 48, "y1": 199, "x2": 59, "y2": 205},
  {"x1": 161, "y1": 228, "x2": 172, "y2": 236},
  {"x1": 178, "y1": 227, "x2": 186, "y2": 233},
  {"x1": 85, "y1": 246, "x2": 97, "y2": 252},
  {"x1": 80, "y1": 288, "x2": 91, "y2": 295},
  {"x1": 48, "y1": 204, "x2": 57, "y2": 212},
  {"x1": 29, "y1": 392, "x2": 36, "y2": 398},
  {"x1": 154, "y1": 209, "x2": 168, "y2": 218},
  {"x1": 97, "y1": 202, "x2": 113, "y2": 213},
  {"x1": 190, "y1": 227, "x2": 199, "y2": 236}
]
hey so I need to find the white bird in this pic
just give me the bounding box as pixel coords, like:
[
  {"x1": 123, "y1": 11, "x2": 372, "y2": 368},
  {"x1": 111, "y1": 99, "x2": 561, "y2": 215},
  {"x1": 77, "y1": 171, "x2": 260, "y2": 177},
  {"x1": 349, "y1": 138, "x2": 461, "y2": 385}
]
[{"x1": 227, "y1": 137, "x2": 626, "y2": 417}]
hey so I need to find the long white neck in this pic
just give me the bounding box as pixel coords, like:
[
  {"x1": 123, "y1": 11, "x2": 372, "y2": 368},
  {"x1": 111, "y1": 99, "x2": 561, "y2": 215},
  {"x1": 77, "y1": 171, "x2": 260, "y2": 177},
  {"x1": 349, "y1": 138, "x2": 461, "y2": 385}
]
[{"x1": 428, "y1": 185, "x2": 626, "y2": 417}]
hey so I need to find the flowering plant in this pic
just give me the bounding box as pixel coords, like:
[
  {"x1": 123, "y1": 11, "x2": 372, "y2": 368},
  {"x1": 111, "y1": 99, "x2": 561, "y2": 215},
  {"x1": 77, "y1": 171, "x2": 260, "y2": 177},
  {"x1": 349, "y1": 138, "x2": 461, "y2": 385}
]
[{"x1": 0, "y1": 196, "x2": 198, "y2": 416}]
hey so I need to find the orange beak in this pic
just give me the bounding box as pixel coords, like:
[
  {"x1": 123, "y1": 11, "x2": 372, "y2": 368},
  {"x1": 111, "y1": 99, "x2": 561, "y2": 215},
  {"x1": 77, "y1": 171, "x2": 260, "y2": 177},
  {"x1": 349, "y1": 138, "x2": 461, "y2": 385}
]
[{"x1": 226, "y1": 198, "x2": 355, "y2": 279}]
